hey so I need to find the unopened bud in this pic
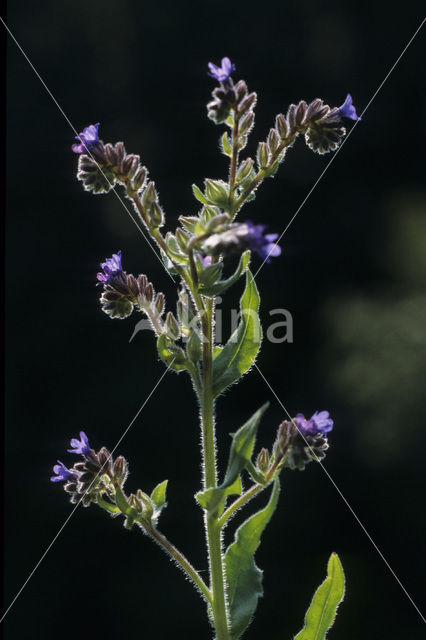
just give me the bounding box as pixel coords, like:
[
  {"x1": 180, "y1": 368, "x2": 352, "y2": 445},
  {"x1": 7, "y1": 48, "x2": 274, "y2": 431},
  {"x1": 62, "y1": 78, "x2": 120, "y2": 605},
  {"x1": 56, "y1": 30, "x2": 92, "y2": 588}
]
[
  {"x1": 275, "y1": 114, "x2": 289, "y2": 139},
  {"x1": 236, "y1": 158, "x2": 254, "y2": 183},
  {"x1": 267, "y1": 128, "x2": 281, "y2": 154},
  {"x1": 141, "y1": 181, "x2": 157, "y2": 209},
  {"x1": 113, "y1": 456, "x2": 129, "y2": 486},
  {"x1": 256, "y1": 448, "x2": 270, "y2": 474},
  {"x1": 166, "y1": 311, "x2": 180, "y2": 341},
  {"x1": 149, "y1": 202, "x2": 164, "y2": 228},
  {"x1": 204, "y1": 179, "x2": 229, "y2": 208},
  {"x1": 257, "y1": 141, "x2": 269, "y2": 169},
  {"x1": 175, "y1": 228, "x2": 189, "y2": 252}
]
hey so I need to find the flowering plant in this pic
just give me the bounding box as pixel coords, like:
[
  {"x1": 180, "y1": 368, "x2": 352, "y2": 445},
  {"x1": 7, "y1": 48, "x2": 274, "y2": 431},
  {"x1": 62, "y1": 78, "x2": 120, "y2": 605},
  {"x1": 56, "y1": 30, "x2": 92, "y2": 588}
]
[{"x1": 52, "y1": 57, "x2": 358, "y2": 639}]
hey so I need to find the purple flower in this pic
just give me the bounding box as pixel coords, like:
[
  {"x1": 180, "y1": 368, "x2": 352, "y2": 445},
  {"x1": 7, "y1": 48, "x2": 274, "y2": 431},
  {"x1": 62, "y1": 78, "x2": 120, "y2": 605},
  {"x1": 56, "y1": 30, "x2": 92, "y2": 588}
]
[
  {"x1": 97, "y1": 250, "x2": 124, "y2": 284},
  {"x1": 244, "y1": 222, "x2": 281, "y2": 262},
  {"x1": 208, "y1": 57, "x2": 235, "y2": 83},
  {"x1": 294, "y1": 411, "x2": 334, "y2": 436},
  {"x1": 50, "y1": 460, "x2": 74, "y2": 483},
  {"x1": 338, "y1": 94, "x2": 359, "y2": 121},
  {"x1": 72, "y1": 123, "x2": 100, "y2": 154},
  {"x1": 68, "y1": 431, "x2": 91, "y2": 455},
  {"x1": 197, "y1": 253, "x2": 212, "y2": 267}
]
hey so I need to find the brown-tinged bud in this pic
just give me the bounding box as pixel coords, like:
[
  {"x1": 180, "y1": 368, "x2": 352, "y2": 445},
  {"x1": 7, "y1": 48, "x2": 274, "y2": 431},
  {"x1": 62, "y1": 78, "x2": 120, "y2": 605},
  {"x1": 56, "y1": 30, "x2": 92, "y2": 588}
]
[
  {"x1": 145, "y1": 282, "x2": 154, "y2": 303},
  {"x1": 295, "y1": 100, "x2": 308, "y2": 126},
  {"x1": 273, "y1": 420, "x2": 295, "y2": 461},
  {"x1": 239, "y1": 111, "x2": 254, "y2": 136},
  {"x1": 126, "y1": 274, "x2": 140, "y2": 299},
  {"x1": 132, "y1": 166, "x2": 147, "y2": 192},
  {"x1": 141, "y1": 181, "x2": 157, "y2": 209},
  {"x1": 267, "y1": 128, "x2": 281, "y2": 154},
  {"x1": 105, "y1": 143, "x2": 118, "y2": 165},
  {"x1": 115, "y1": 142, "x2": 125, "y2": 164},
  {"x1": 113, "y1": 456, "x2": 129, "y2": 487},
  {"x1": 256, "y1": 448, "x2": 270, "y2": 474},
  {"x1": 275, "y1": 114, "x2": 289, "y2": 139},
  {"x1": 155, "y1": 292, "x2": 165, "y2": 316},
  {"x1": 238, "y1": 91, "x2": 257, "y2": 115},
  {"x1": 234, "y1": 80, "x2": 248, "y2": 102},
  {"x1": 257, "y1": 141, "x2": 270, "y2": 169},
  {"x1": 286, "y1": 104, "x2": 297, "y2": 135},
  {"x1": 98, "y1": 447, "x2": 113, "y2": 475}
]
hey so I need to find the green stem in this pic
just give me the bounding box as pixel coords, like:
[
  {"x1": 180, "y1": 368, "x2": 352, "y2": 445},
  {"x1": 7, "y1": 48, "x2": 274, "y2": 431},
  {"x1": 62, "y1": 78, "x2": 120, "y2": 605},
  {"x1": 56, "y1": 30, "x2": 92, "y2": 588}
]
[
  {"x1": 218, "y1": 483, "x2": 263, "y2": 529},
  {"x1": 201, "y1": 298, "x2": 230, "y2": 640},
  {"x1": 143, "y1": 522, "x2": 213, "y2": 605}
]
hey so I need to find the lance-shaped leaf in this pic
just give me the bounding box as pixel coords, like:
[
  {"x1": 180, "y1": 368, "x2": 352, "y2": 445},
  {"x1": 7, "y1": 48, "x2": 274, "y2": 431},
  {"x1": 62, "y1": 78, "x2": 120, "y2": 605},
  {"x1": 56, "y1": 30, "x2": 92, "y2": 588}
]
[
  {"x1": 213, "y1": 269, "x2": 261, "y2": 396},
  {"x1": 196, "y1": 403, "x2": 269, "y2": 514},
  {"x1": 224, "y1": 479, "x2": 280, "y2": 640},
  {"x1": 294, "y1": 553, "x2": 345, "y2": 640},
  {"x1": 150, "y1": 479, "x2": 168, "y2": 524},
  {"x1": 199, "y1": 250, "x2": 251, "y2": 297}
]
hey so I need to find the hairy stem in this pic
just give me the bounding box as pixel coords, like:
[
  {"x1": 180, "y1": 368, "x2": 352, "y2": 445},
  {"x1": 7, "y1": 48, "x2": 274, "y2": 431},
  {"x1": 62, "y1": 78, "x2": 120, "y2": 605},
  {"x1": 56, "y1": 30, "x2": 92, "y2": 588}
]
[
  {"x1": 200, "y1": 298, "x2": 230, "y2": 640},
  {"x1": 143, "y1": 522, "x2": 213, "y2": 604},
  {"x1": 229, "y1": 111, "x2": 240, "y2": 196}
]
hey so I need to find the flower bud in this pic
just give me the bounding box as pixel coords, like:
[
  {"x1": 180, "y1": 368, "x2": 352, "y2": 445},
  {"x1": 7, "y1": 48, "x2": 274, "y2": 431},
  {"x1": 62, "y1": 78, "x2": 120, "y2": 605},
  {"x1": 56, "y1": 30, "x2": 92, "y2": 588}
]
[
  {"x1": 239, "y1": 111, "x2": 254, "y2": 136},
  {"x1": 257, "y1": 142, "x2": 269, "y2": 170},
  {"x1": 204, "y1": 179, "x2": 229, "y2": 208},
  {"x1": 234, "y1": 80, "x2": 248, "y2": 103},
  {"x1": 142, "y1": 181, "x2": 158, "y2": 210},
  {"x1": 236, "y1": 158, "x2": 254, "y2": 183},
  {"x1": 275, "y1": 114, "x2": 289, "y2": 139},
  {"x1": 238, "y1": 91, "x2": 257, "y2": 115},
  {"x1": 149, "y1": 202, "x2": 164, "y2": 228},
  {"x1": 166, "y1": 311, "x2": 181, "y2": 341},
  {"x1": 267, "y1": 128, "x2": 281, "y2": 154},
  {"x1": 256, "y1": 448, "x2": 270, "y2": 474},
  {"x1": 113, "y1": 456, "x2": 129, "y2": 487}
]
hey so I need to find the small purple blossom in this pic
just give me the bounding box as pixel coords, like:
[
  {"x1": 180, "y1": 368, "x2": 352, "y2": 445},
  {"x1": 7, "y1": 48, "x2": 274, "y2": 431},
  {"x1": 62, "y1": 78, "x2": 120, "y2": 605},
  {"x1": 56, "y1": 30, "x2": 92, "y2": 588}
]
[
  {"x1": 72, "y1": 123, "x2": 100, "y2": 154},
  {"x1": 208, "y1": 57, "x2": 235, "y2": 83},
  {"x1": 68, "y1": 431, "x2": 91, "y2": 455},
  {"x1": 198, "y1": 253, "x2": 212, "y2": 267},
  {"x1": 338, "y1": 94, "x2": 359, "y2": 121},
  {"x1": 96, "y1": 250, "x2": 124, "y2": 284},
  {"x1": 244, "y1": 222, "x2": 281, "y2": 262},
  {"x1": 50, "y1": 460, "x2": 73, "y2": 483},
  {"x1": 294, "y1": 411, "x2": 334, "y2": 436}
]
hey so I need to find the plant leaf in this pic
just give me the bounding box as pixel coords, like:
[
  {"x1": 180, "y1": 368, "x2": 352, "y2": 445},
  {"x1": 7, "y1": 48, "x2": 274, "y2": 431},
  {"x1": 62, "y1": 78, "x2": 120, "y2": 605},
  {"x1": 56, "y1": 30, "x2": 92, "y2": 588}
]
[
  {"x1": 213, "y1": 269, "x2": 261, "y2": 396},
  {"x1": 151, "y1": 480, "x2": 168, "y2": 511},
  {"x1": 157, "y1": 333, "x2": 188, "y2": 372},
  {"x1": 225, "y1": 479, "x2": 280, "y2": 640},
  {"x1": 196, "y1": 475, "x2": 242, "y2": 512},
  {"x1": 192, "y1": 183, "x2": 209, "y2": 204},
  {"x1": 196, "y1": 403, "x2": 268, "y2": 514},
  {"x1": 293, "y1": 553, "x2": 345, "y2": 640},
  {"x1": 221, "y1": 132, "x2": 233, "y2": 157},
  {"x1": 199, "y1": 250, "x2": 251, "y2": 297}
]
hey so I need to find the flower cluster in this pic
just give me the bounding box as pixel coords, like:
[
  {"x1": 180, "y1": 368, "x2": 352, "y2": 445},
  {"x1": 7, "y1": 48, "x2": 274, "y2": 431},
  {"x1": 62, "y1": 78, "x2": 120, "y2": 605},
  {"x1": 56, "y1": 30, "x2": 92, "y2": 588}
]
[
  {"x1": 96, "y1": 251, "x2": 165, "y2": 325},
  {"x1": 202, "y1": 221, "x2": 281, "y2": 261},
  {"x1": 50, "y1": 431, "x2": 128, "y2": 507},
  {"x1": 73, "y1": 125, "x2": 147, "y2": 196},
  {"x1": 273, "y1": 411, "x2": 333, "y2": 471}
]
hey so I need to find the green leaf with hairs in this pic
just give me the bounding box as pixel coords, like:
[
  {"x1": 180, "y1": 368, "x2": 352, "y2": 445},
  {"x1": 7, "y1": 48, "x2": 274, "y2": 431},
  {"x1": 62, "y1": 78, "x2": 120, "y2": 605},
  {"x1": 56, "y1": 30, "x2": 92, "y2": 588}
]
[
  {"x1": 294, "y1": 553, "x2": 345, "y2": 640},
  {"x1": 212, "y1": 269, "x2": 261, "y2": 396},
  {"x1": 224, "y1": 480, "x2": 280, "y2": 640},
  {"x1": 195, "y1": 403, "x2": 268, "y2": 515},
  {"x1": 199, "y1": 250, "x2": 251, "y2": 297}
]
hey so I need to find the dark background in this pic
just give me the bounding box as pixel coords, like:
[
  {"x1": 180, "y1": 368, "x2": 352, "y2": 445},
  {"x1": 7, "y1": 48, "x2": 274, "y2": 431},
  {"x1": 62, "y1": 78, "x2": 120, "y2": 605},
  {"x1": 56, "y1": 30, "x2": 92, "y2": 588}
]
[{"x1": 4, "y1": 2, "x2": 426, "y2": 639}]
